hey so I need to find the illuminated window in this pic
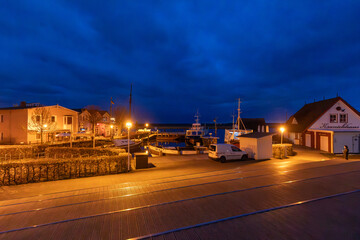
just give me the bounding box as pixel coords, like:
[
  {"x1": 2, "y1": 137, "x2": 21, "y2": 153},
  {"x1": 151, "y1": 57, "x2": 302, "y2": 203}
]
[
  {"x1": 339, "y1": 114, "x2": 348, "y2": 123},
  {"x1": 330, "y1": 114, "x2": 337, "y2": 123},
  {"x1": 64, "y1": 116, "x2": 72, "y2": 124}
]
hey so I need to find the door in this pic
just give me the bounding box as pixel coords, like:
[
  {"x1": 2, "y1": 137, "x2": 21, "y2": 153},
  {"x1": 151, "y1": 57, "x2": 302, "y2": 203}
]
[
  {"x1": 305, "y1": 134, "x2": 312, "y2": 148},
  {"x1": 352, "y1": 136, "x2": 360, "y2": 153},
  {"x1": 320, "y1": 136, "x2": 329, "y2": 152}
]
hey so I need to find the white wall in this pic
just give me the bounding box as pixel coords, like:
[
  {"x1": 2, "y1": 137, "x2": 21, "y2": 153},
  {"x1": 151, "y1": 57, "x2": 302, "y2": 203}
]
[
  {"x1": 257, "y1": 136, "x2": 273, "y2": 160},
  {"x1": 333, "y1": 132, "x2": 360, "y2": 154},
  {"x1": 309, "y1": 100, "x2": 360, "y2": 132},
  {"x1": 240, "y1": 136, "x2": 273, "y2": 160},
  {"x1": 240, "y1": 138, "x2": 257, "y2": 159}
]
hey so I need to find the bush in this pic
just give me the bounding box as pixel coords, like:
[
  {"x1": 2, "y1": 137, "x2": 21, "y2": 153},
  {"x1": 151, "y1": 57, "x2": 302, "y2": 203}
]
[
  {"x1": 52, "y1": 139, "x2": 113, "y2": 148},
  {"x1": 0, "y1": 145, "x2": 47, "y2": 160},
  {"x1": 45, "y1": 147, "x2": 125, "y2": 158},
  {"x1": 0, "y1": 154, "x2": 128, "y2": 186},
  {"x1": 272, "y1": 144, "x2": 294, "y2": 158}
]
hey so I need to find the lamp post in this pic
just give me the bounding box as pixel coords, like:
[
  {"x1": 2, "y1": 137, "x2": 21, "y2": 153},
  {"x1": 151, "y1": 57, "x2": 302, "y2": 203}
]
[
  {"x1": 145, "y1": 123, "x2": 149, "y2": 144},
  {"x1": 110, "y1": 125, "x2": 114, "y2": 139},
  {"x1": 280, "y1": 127, "x2": 285, "y2": 144},
  {"x1": 126, "y1": 122, "x2": 132, "y2": 171}
]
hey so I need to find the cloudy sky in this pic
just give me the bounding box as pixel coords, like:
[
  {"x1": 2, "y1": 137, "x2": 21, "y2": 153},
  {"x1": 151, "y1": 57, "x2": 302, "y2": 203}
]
[{"x1": 1, "y1": 1, "x2": 359, "y2": 123}]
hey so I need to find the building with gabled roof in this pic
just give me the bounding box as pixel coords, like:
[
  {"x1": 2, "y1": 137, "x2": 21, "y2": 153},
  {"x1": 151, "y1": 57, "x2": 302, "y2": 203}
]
[
  {"x1": 0, "y1": 102, "x2": 78, "y2": 144},
  {"x1": 285, "y1": 97, "x2": 360, "y2": 153},
  {"x1": 74, "y1": 108, "x2": 115, "y2": 137}
]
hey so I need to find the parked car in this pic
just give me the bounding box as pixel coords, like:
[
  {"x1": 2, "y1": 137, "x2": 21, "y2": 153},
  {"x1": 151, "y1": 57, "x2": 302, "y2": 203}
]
[{"x1": 208, "y1": 143, "x2": 248, "y2": 163}]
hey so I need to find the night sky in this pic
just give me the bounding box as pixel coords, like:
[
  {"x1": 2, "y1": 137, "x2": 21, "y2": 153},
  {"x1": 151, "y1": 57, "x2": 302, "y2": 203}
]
[{"x1": 1, "y1": 1, "x2": 360, "y2": 123}]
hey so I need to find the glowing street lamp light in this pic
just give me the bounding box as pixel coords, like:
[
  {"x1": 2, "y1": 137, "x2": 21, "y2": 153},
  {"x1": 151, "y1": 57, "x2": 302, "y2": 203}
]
[
  {"x1": 280, "y1": 127, "x2": 285, "y2": 144},
  {"x1": 145, "y1": 123, "x2": 149, "y2": 128},
  {"x1": 126, "y1": 122, "x2": 132, "y2": 171},
  {"x1": 43, "y1": 124, "x2": 48, "y2": 128}
]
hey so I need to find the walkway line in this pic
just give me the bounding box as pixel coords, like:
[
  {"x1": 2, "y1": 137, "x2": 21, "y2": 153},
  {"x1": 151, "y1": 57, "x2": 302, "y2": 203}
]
[
  {"x1": 1, "y1": 164, "x2": 359, "y2": 217},
  {"x1": 0, "y1": 166, "x2": 241, "y2": 203},
  {"x1": 0, "y1": 169, "x2": 359, "y2": 235},
  {"x1": 0, "y1": 168, "x2": 243, "y2": 208},
  {"x1": 0, "y1": 161, "x2": 356, "y2": 208},
  {"x1": 129, "y1": 189, "x2": 360, "y2": 240},
  {"x1": 0, "y1": 173, "x2": 267, "y2": 217}
]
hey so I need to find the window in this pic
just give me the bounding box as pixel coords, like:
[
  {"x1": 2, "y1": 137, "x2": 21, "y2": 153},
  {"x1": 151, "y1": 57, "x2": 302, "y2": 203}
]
[
  {"x1": 0, "y1": 115, "x2": 3, "y2": 123},
  {"x1": 295, "y1": 133, "x2": 299, "y2": 140},
  {"x1": 340, "y1": 114, "x2": 348, "y2": 123},
  {"x1": 1, "y1": 132, "x2": 3, "y2": 141},
  {"x1": 51, "y1": 116, "x2": 56, "y2": 122},
  {"x1": 36, "y1": 115, "x2": 41, "y2": 122},
  {"x1": 36, "y1": 133, "x2": 41, "y2": 139},
  {"x1": 231, "y1": 146, "x2": 241, "y2": 152},
  {"x1": 64, "y1": 116, "x2": 72, "y2": 125},
  {"x1": 330, "y1": 114, "x2": 337, "y2": 123}
]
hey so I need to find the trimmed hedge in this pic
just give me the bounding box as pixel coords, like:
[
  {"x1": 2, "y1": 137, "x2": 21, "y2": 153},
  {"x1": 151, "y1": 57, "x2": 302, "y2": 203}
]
[
  {"x1": 52, "y1": 140, "x2": 113, "y2": 148},
  {"x1": 0, "y1": 155, "x2": 128, "y2": 186},
  {"x1": 0, "y1": 145, "x2": 47, "y2": 160},
  {"x1": 45, "y1": 147, "x2": 125, "y2": 158},
  {"x1": 273, "y1": 144, "x2": 294, "y2": 158}
]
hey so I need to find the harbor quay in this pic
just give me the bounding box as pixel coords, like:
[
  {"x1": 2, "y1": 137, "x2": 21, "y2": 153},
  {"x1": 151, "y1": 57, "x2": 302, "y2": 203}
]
[{"x1": 0, "y1": 146, "x2": 359, "y2": 239}]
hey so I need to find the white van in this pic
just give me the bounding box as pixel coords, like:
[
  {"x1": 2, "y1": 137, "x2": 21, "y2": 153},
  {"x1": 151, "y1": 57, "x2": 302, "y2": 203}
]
[{"x1": 208, "y1": 144, "x2": 248, "y2": 163}]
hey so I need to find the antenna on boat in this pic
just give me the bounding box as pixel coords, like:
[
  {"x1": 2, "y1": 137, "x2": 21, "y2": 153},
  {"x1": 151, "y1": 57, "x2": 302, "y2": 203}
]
[{"x1": 195, "y1": 110, "x2": 200, "y2": 124}]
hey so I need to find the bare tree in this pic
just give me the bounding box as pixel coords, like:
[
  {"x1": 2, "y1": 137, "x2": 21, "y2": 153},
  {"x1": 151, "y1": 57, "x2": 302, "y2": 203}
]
[
  {"x1": 28, "y1": 107, "x2": 56, "y2": 144},
  {"x1": 84, "y1": 106, "x2": 103, "y2": 148}
]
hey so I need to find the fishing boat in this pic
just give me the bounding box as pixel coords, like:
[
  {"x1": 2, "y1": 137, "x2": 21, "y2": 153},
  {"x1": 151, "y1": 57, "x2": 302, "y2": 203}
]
[
  {"x1": 185, "y1": 111, "x2": 207, "y2": 146},
  {"x1": 113, "y1": 139, "x2": 142, "y2": 153},
  {"x1": 224, "y1": 99, "x2": 253, "y2": 145}
]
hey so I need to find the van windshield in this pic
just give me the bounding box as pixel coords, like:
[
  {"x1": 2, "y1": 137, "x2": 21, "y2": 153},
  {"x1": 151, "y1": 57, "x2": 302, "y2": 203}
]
[{"x1": 209, "y1": 145, "x2": 216, "y2": 151}]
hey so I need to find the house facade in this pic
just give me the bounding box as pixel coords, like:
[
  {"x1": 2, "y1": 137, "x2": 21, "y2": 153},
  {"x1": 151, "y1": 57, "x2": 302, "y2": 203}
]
[
  {"x1": 0, "y1": 103, "x2": 78, "y2": 144},
  {"x1": 75, "y1": 109, "x2": 116, "y2": 137},
  {"x1": 286, "y1": 97, "x2": 360, "y2": 153}
]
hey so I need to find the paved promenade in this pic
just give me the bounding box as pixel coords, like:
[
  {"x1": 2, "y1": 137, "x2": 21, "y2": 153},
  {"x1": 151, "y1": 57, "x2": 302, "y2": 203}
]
[{"x1": 0, "y1": 146, "x2": 359, "y2": 239}]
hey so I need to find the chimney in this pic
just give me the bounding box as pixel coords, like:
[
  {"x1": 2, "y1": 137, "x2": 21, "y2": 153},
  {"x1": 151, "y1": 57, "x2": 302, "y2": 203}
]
[{"x1": 20, "y1": 101, "x2": 27, "y2": 107}]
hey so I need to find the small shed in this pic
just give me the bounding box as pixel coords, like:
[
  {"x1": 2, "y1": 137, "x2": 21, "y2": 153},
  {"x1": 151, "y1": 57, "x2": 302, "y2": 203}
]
[{"x1": 238, "y1": 132, "x2": 274, "y2": 160}]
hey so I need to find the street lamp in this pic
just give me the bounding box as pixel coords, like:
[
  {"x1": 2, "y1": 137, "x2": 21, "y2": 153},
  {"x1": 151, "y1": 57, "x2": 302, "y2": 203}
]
[
  {"x1": 110, "y1": 125, "x2": 114, "y2": 138},
  {"x1": 126, "y1": 122, "x2": 132, "y2": 171},
  {"x1": 280, "y1": 127, "x2": 285, "y2": 144},
  {"x1": 145, "y1": 123, "x2": 150, "y2": 143}
]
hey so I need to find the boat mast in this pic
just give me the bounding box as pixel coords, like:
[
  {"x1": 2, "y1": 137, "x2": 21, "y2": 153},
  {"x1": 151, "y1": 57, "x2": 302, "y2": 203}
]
[
  {"x1": 129, "y1": 83, "x2": 132, "y2": 120},
  {"x1": 232, "y1": 112, "x2": 235, "y2": 131},
  {"x1": 237, "y1": 98, "x2": 247, "y2": 131}
]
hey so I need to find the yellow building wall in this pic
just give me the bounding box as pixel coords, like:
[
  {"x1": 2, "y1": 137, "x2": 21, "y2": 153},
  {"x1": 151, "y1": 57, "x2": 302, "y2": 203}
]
[
  {"x1": 0, "y1": 109, "x2": 28, "y2": 144},
  {"x1": 0, "y1": 105, "x2": 78, "y2": 145}
]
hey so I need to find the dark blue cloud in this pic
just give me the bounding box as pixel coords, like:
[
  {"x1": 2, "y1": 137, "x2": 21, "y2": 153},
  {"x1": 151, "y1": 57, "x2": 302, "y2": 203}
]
[{"x1": 0, "y1": 0, "x2": 359, "y2": 123}]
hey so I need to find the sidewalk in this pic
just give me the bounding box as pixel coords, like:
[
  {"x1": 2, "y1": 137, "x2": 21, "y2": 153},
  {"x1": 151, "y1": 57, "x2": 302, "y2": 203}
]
[{"x1": 0, "y1": 148, "x2": 350, "y2": 201}]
